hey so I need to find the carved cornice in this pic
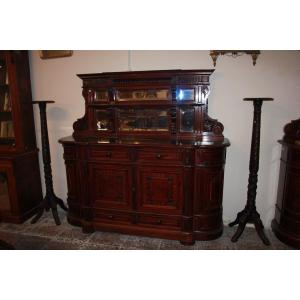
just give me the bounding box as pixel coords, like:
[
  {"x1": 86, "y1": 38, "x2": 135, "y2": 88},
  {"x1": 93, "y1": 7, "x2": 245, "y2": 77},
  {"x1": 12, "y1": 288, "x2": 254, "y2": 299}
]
[{"x1": 172, "y1": 75, "x2": 210, "y2": 85}]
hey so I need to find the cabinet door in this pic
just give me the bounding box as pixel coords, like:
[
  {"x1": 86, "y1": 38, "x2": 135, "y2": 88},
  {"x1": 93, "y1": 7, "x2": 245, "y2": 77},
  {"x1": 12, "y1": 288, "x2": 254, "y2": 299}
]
[
  {"x1": 136, "y1": 165, "x2": 183, "y2": 214},
  {"x1": 194, "y1": 166, "x2": 224, "y2": 213},
  {"x1": 89, "y1": 163, "x2": 132, "y2": 210}
]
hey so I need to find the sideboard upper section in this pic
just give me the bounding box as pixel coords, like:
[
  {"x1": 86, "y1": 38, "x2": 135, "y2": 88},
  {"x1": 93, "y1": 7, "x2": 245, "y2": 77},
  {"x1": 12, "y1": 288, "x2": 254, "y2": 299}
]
[{"x1": 73, "y1": 69, "x2": 225, "y2": 143}]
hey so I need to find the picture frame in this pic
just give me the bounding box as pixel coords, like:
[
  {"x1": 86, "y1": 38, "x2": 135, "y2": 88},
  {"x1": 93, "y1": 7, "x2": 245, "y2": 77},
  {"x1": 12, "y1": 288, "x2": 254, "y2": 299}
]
[{"x1": 39, "y1": 50, "x2": 73, "y2": 59}]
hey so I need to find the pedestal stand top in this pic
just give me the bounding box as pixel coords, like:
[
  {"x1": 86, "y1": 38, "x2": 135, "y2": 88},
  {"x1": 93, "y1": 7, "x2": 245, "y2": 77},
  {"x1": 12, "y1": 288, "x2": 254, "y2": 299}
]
[
  {"x1": 243, "y1": 98, "x2": 274, "y2": 102},
  {"x1": 32, "y1": 100, "x2": 55, "y2": 104}
]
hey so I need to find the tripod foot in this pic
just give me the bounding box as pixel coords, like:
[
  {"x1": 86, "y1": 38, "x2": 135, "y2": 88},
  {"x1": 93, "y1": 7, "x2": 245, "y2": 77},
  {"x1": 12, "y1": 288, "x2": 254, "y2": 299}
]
[
  {"x1": 51, "y1": 208, "x2": 61, "y2": 225},
  {"x1": 55, "y1": 196, "x2": 68, "y2": 211},
  {"x1": 31, "y1": 193, "x2": 66, "y2": 225},
  {"x1": 229, "y1": 211, "x2": 243, "y2": 227},
  {"x1": 230, "y1": 207, "x2": 270, "y2": 246},
  {"x1": 231, "y1": 222, "x2": 247, "y2": 242},
  {"x1": 31, "y1": 208, "x2": 44, "y2": 224},
  {"x1": 253, "y1": 212, "x2": 270, "y2": 246}
]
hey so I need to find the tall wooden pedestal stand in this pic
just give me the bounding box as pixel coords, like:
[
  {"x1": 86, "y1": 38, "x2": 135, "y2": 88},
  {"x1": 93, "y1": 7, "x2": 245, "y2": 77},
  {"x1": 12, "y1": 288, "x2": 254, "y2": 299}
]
[
  {"x1": 229, "y1": 98, "x2": 273, "y2": 245},
  {"x1": 31, "y1": 101, "x2": 68, "y2": 225}
]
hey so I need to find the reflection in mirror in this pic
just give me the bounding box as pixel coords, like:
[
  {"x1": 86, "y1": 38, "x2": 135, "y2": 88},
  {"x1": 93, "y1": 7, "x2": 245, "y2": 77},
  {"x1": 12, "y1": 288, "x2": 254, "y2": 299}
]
[
  {"x1": 95, "y1": 109, "x2": 114, "y2": 131},
  {"x1": 119, "y1": 109, "x2": 168, "y2": 131},
  {"x1": 180, "y1": 108, "x2": 194, "y2": 132},
  {"x1": 176, "y1": 89, "x2": 195, "y2": 101},
  {"x1": 94, "y1": 90, "x2": 109, "y2": 101},
  {"x1": 117, "y1": 89, "x2": 170, "y2": 101}
]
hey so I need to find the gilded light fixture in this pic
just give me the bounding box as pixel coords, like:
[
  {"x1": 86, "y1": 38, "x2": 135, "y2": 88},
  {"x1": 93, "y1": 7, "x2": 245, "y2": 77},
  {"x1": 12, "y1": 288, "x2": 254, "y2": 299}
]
[{"x1": 210, "y1": 50, "x2": 260, "y2": 67}]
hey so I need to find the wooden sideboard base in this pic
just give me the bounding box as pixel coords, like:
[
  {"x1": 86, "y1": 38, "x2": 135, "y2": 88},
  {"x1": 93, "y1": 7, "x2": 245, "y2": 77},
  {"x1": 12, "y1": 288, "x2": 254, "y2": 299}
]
[
  {"x1": 66, "y1": 213, "x2": 224, "y2": 244},
  {"x1": 193, "y1": 227, "x2": 223, "y2": 241}
]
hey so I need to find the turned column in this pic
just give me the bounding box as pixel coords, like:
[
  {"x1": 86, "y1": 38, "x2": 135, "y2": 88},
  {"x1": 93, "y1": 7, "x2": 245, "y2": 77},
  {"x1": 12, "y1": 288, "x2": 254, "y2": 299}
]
[
  {"x1": 31, "y1": 101, "x2": 68, "y2": 225},
  {"x1": 229, "y1": 97, "x2": 273, "y2": 245}
]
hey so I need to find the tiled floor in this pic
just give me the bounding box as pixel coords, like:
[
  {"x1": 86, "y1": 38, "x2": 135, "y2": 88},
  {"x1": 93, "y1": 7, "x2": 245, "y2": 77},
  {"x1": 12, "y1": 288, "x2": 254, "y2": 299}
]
[{"x1": 0, "y1": 210, "x2": 294, "y2": 250}]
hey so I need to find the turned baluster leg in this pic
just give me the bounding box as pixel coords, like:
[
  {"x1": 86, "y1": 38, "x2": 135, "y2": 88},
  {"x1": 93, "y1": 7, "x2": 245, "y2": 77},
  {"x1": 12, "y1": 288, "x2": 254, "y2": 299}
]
[
  {"x1": 229, "y1": 98, "x2": 273, "y2": 246},
  {"x1": 31, "y1": 101, "x2": 68, "y2": 225}
]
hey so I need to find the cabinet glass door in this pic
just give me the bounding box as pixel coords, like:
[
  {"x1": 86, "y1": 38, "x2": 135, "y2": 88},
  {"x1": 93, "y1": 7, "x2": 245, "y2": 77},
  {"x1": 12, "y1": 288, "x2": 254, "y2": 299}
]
[
  {"x1": 0, "y1": 56, "x2": 15, "y2": 144},
  {"x1": 0, "y1": 172, "x2": 10, "y2": 211}
]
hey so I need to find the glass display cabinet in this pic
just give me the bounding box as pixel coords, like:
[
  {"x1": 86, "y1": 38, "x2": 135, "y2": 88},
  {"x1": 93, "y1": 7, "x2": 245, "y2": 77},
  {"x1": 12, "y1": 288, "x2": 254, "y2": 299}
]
[
  {"x1": 0, "y1": 51, "x2": 42, "y2": 223},
  {"x1": 59, "y1": 69, "x2": 230, "y2": 244}
]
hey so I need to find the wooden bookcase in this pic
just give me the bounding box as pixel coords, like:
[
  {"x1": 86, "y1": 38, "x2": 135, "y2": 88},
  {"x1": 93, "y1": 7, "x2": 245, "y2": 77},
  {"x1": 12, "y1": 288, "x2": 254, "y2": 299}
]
[
  {"x1": 60, "y1": 69, "x2": 230, "y2": 244},
  {"x1": 0, "y1": 51, "x2": 42, "y2": 223}
]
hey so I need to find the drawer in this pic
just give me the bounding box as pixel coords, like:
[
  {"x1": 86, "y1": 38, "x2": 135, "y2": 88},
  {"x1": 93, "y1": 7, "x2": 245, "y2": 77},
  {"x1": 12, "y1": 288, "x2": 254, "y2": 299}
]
[
  {"x1": 195, "y1": 148, "x2": 225, "y2": 165},
  {"x1": 137, "y1": 148, "x2": 182, "y2": 164},
  {"x1": 138, "y1": 213, "x2": 181, "y2": 229},
  {"x1": 94, "y1": 209, "x2": 131, "y2": 224},
  {"x1": 89, "y1": 146, "x2": 130, "y2": 162}
]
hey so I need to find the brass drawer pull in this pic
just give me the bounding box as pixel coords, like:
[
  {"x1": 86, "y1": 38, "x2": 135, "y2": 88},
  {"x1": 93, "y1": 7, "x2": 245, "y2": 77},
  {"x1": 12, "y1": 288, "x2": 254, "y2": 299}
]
[
  {"x1": 156, "y1": 219, "x2": 162, "y2": 225},
  {"x1": 156, "y1": 153, "x2": 162, "y2": 159},
  {"x1": 108, "y1": 215, "x2": 114, "y2": 219},
  {"x1": 106, "y1": 151, "x2": 112, "y2": 158}
]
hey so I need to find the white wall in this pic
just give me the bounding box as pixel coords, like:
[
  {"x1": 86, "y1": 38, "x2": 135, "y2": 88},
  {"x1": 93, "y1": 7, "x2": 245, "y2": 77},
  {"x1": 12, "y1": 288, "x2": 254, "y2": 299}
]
[{"x1": 29, "y1": 50, "x2": 300, "y2": 228}]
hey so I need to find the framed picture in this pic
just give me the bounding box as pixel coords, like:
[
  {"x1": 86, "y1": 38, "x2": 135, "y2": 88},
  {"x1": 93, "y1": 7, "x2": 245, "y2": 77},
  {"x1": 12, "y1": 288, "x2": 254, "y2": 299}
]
[{"x1": 39, "y1": 50, "x2": 73, "y2": 59}]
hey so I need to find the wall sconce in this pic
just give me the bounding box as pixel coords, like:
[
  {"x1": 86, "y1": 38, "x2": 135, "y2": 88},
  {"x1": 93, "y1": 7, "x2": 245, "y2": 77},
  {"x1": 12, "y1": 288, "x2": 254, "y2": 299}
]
[{"x1": 210, "y1": 50, "x2": 260, "y2": 67}]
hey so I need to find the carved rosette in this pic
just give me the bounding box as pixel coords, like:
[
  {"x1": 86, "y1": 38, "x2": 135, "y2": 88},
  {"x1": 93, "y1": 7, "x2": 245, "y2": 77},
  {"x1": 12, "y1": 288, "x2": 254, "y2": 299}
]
[{"x1": 283, "y1": 118, "x2": 300, "y2": 143}]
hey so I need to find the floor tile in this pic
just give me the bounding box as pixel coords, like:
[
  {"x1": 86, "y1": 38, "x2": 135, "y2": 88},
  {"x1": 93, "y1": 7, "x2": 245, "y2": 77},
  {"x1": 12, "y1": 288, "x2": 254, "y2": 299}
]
[{"x1": 0, "y1": 217, "x2": 296, "y2": 250}]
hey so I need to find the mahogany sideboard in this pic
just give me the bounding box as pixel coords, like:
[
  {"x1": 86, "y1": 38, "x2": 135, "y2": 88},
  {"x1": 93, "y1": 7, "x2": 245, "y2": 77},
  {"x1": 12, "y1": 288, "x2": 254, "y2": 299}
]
[{"x1": 59, "y1": 69, "x2": 230, "y2": 244}]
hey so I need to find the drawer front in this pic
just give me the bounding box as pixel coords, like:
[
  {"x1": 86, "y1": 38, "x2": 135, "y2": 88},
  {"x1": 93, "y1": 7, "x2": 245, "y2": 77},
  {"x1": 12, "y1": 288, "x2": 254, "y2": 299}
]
[
  {"x1": 195, "y1": 148, "x2": 225, "y2": 165},
  {"x1": 137, "y1": 213, "x2": 181, "y2": 229},
  {"x1": 89, "y1": 146, "x2": 130, "y2": 162},
  {"x1": 137, "y1": 148, "x2": 182, "y2": 164},
  {"x1": 94, "y1": 209, "x2": 131, "y2": 224}
]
